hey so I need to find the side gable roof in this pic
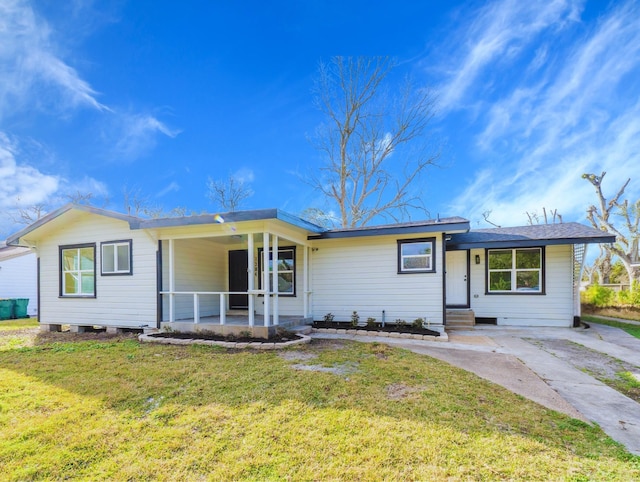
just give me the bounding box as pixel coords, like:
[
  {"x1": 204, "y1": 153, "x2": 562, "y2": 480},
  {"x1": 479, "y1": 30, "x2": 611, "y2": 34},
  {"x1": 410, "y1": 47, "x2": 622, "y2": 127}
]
[
  {"x1": 447, "y1": 222, "x2": 615, "y2": 250},
  {"x1": 7, "y1": 203, "x2": 140, "y2": 246},
  {"x1": 6, "y1": 204, "x2": 325, "y2": 246},
  {"x1": 308, "y1": 216, "x2": 470, "y2": 239}
]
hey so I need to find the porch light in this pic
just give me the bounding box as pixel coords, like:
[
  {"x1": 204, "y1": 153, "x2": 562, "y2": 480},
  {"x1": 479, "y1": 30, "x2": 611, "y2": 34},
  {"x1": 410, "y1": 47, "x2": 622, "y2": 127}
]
[{"x1": 475, "y1": 255, "x2": 481, "y2": 265}]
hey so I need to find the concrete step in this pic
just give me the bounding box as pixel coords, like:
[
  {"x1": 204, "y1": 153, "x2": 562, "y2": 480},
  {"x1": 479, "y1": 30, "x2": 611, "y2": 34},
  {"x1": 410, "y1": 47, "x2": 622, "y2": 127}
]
[{"x1": 446, "y1": 310, "x2": 475, "y2": 328}]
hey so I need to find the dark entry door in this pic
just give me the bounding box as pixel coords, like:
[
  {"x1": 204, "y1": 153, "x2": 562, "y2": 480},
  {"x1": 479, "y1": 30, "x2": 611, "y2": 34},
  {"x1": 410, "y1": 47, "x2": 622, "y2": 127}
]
[{"x1": 228, "y1": 250, "x2": 248, "y2": 309}]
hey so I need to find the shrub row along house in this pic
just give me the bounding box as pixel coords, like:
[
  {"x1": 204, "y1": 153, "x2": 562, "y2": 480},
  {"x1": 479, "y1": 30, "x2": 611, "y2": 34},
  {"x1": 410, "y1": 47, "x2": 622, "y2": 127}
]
[{"x1": 7, "y1": 204, "x2": 614, "y2": 336}]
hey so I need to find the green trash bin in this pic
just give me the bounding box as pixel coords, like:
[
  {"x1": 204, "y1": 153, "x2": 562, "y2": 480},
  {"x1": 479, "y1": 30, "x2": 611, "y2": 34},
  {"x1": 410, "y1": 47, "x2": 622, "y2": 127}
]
[
  {"x1": 0, "y1": 299, "x2": 15, "y2": 320},
  {"x1": 13, "y1": 299, "x2": 29, "y2": 319}
]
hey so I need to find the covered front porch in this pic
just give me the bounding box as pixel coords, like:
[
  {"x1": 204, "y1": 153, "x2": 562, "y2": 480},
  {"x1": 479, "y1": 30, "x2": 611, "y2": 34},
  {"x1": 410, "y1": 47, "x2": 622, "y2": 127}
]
[{"x1": 156, "y1": 216, "x2": 314, "y2": 337}]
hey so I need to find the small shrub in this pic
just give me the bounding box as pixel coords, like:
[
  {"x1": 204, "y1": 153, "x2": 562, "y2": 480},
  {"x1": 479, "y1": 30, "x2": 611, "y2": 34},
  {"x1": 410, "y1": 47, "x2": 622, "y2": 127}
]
[
  {"x1": 366, "y1": 317, "x2": 377, "y2": 328},
  {"x1": 351, "y1": 311, "x2": 360, "y2": 327},
  {"x1": 239, "y1": 330, "x2": 252, "y2": 339},
  {"x1": 395, "y1": 319, "x2": 407, "y2": 327},
  {"x1": 581, "y1": 284, "x2": 615, "y2": 307},
  {"x1": 323, "y1": 312, "x2": 335, "y2": 322},
  {"x1": 412, "y1": 318, "x2": 425, "y2": 329}
]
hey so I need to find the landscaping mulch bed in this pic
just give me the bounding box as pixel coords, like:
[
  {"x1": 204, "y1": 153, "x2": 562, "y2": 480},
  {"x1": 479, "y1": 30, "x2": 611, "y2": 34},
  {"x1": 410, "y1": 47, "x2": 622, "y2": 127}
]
[
  {"x1": 312, "y1": 321, "x2": 441, "y2": 337},
  {"x1": 148, "y1": 331, "x2": 303, "y2": 343}
]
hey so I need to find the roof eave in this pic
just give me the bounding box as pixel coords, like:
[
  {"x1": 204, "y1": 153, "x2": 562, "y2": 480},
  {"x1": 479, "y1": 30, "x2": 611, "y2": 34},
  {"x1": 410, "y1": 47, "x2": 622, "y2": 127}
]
[
  {"x1": 308, "y1": 220, "x2": 470, "y2": 240},
  {"x1": 447, "y1": 235, "x2": 616, "y2": 250},
  {"x1": 6, "y1": 203, "x2": 141, "y2": 246}
]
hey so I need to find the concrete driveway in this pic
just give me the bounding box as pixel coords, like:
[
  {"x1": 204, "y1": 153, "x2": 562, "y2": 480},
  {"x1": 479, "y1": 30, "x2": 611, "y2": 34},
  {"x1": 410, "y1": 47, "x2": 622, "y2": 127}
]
[{"x1": 312, "y1": 322, "x2": 640, "y2": 455}]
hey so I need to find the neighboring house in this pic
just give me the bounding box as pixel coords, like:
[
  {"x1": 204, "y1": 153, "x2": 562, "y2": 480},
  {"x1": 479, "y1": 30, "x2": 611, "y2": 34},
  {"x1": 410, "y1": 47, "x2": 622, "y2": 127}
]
[
  {"x1": 6, "y1": 204, "x2": 614, "y2": 334},
  {"x1": 0, "y1": 242, "x2": 37, "y2": 317}
]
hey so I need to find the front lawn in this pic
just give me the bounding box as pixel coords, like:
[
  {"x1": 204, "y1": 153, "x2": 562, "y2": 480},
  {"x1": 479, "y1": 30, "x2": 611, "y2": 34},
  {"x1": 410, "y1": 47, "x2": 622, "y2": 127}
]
[
  {"x1": 582, "y1": 315, "x2": 640, "y2": 339},
  {"x1": 0, "y1": 317, "x2": 39, "y2": 331},
  {"x1": 0, "y1": 330, "x2": 638, "y2": 480}
]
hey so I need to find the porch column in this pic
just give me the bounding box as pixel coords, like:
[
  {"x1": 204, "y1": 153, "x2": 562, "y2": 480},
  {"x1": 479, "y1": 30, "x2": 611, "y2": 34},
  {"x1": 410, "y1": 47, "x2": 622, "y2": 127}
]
[
  {"x1": 263, "y1": 231, "x2": 270, "y2": 327},
  {"x1": 247, "y1": 233, "x2": 255, "y2": 327},
  {"x1": 169, "y1": 239, "x2": 175, "y2": 323},
  {"x1": 272, "y1": 235, "x2": 279, "y2": 326},
  {"x1": 303, "y1": 246, "x2": 309, "y2": 318}
]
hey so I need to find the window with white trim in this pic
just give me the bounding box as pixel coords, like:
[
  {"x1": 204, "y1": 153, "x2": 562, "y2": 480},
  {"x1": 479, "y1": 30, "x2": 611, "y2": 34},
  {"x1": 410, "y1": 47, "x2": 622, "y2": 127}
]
[
  {"x1": 60, "y1": 244, "x2": 95, "y2": 297},
  {"x1": 101, "y1": 240, "x2": 132, "y2": 275},
  {"x1": 258, "y1": 246, "x2": 296, "y2": 295},
  {"x1": 397, "y1": 238, "x2": 435, "y2": 273},
  {"x1": 487, "y1": 247, "x2": 543, "y2": 293}
]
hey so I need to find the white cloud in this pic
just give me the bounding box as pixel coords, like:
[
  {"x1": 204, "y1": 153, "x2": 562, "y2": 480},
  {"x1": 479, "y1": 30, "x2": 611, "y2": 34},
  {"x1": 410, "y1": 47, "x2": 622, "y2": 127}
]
[
  {"x1": 232, "y1": 168, "x2": 255, "y2": 184},
  {"x1": 111, "y1": 113, "x2": 180, "y2": 161},
  {"x1": 0, "y1": 132, "x2": 59, "y2": 208},
  {"x1": 444, "y1": 0, "x2": 640, "y2": 227},
  {"x1": 0, "y1": 0, "x2": 109, "y2": 117},
  {"x1": 156, "y1": 181, "x2": 180, "y2": 198},
  {"x1": 0, "y1": 132, "x2": 112, "y2": 236},
  {"x1": 436, "y1": 0, "x2": 581, "y2": 112}
]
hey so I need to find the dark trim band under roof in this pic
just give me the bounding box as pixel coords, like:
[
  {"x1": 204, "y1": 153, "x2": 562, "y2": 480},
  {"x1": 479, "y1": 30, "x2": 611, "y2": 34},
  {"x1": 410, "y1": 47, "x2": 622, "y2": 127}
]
[
  {"x1": 308, "y1": 217, "x2": 470, "y2": 239},
  {"x1": 447, "y1": 222, "x2": 615, "y2": 250},
  {"x1": 134, "y1": 208, "x2": 325, "y2": 233}
]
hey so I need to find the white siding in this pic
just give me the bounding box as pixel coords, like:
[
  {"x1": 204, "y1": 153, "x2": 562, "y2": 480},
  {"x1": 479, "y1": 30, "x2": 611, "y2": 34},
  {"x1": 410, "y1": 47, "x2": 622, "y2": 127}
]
[
  {"x1": 468, "y1": 245, "x2": 574, "y2": 327},
  {"x1": 161, "y1": 238, "x2": 225, "y2": 320},
  {"x1": 311, "y1": 234, "x2": 444, "y2": 324},
  {"x1": 38, "y1": 213, "x2": 158, "y2": 328},
  {"x1": 0, "y1": 252, "x2": 38, "y2": 316}
]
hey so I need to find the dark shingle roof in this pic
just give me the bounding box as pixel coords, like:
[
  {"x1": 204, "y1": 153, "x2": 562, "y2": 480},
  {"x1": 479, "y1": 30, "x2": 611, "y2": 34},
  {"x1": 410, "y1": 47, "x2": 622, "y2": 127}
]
[
  {"x1": 308, "y1": 216, "x2": 470, "y2": 239},
  {"x1": 447, "y1": 222, "x2": 615, "y2": 249}
]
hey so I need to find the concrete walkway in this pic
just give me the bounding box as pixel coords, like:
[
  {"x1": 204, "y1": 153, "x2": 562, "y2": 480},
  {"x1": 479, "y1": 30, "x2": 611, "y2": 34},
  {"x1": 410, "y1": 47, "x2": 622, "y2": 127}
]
[{"x1": 312, "y1": 322, "x2": 640, "y2": 455}]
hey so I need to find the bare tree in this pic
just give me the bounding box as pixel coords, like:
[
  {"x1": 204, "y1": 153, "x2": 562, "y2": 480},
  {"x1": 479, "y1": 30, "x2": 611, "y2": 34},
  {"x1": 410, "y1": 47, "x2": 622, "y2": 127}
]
[
  {"x1": 481, "y1": 210, "x2": 501, "y2": 228},
  {"x1": 525, "y1": 207, "x2": 563, "y2": 225},
  {"x1": 9, "y1": 203, "x2": 47, "y2": 225},
  {"x1": 299, "y1": 207, "x2": 337, "y2": 228},
  {"x1": 310, "y1": 56, "x2": 439, "y2": 228},
  {"x1": 583, "y1": 171, "x2": 639, "y2": 285},
  {"x1": 9, "y1": 190, "x2": 104, "y2": 226},
  {"x1": 206, "y1": 175, "x2": 253, "y2": 212}
]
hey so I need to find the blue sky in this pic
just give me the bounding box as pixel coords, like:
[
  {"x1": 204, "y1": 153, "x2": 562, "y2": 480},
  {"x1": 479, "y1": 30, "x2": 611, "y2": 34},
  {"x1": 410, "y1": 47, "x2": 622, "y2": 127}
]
[{"x1": 1, "y1": 0, "x2": 639, "y2": 236}]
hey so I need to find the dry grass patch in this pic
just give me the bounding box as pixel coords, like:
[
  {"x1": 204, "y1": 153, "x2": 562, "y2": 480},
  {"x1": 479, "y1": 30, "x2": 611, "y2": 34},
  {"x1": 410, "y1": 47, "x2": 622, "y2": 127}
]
[{"x1": 0, "y1": 333, "x2": 638, "y2": 480}]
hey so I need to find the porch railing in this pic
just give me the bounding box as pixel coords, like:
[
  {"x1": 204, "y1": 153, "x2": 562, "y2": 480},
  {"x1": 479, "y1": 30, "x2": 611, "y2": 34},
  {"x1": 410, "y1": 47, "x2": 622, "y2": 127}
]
[{"x1": 159, "y1": 290, "x2": 265, "y2": 325}]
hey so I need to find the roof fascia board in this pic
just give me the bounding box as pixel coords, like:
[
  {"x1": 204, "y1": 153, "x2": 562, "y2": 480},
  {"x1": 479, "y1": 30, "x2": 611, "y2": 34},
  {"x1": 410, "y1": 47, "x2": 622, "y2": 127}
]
[
  {"x1": 7, "y1": 203, "x2": 140, "y2": 246},
  {"x1": 136, "y1": 209, "x2": 324, "y2": 234},
  {"x1": 308, "y1": 221, "x2": 470, "y2": 240},
  {"x1": 447, "y1": 235, "x2": 616, "y2": 250}
]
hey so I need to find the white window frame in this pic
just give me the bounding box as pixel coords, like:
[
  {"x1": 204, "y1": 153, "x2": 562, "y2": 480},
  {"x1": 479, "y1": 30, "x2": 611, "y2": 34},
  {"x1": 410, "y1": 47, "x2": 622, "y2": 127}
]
[
  {"x1": 258, "y1": 246, "x2": 296, "y2": 296},
  {"x1": 397, "y1": 238, "x2": 436, "y2": 274},
  {"x1": 101, "y1": 240, "x2": 132, "y2": 275},
  {"x1": 60, "y1": 244, "x2": 96, "y2": 297},
  {"x1": 487, "y1": 247, "x2": 544, "y2": 294}
]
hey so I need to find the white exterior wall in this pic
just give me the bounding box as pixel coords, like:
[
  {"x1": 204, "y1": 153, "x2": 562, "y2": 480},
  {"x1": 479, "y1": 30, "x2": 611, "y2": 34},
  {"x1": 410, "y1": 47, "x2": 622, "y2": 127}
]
[
  {"x1": 311, "y1": 234, "x2": 444, "y2": 324},
  {"x1": 38, "y1": 213, "x2": 158, "y2": 328},
  {"x1": 0, "y1": 252, "x2": 38, "y2": 316},
  {"x1": 161, "y1": 238, "x2": 225, "y2": 321},
  {"x1": 468, "y1": 244, "x2": 574, "y2": 327}
]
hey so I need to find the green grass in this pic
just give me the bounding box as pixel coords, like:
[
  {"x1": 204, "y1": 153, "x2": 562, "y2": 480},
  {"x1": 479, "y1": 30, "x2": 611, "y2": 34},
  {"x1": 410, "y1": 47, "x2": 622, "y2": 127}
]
[
  {"x1": 0, "y1": 331, "x2": 638, "y2": 480},
  {"x1": 582, "y1": 315, "x2": 640, "y2": 339},
  {"x1": 0, "y1": 317, "x2": 39, "y2": 331}
]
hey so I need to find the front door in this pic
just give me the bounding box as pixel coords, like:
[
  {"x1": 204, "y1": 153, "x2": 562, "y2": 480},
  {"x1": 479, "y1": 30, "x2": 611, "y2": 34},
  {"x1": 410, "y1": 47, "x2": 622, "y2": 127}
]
[
  {"x1": 446, "y1": 250, "x2": 469, "y2": 307},
  {"x1": 228, "y1": 250, "x2": 248, "y2": 309}
]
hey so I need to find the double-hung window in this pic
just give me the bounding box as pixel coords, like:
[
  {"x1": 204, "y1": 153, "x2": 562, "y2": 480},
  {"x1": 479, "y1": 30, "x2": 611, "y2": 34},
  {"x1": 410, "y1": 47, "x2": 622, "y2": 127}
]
[
  {"x1": 397, "y1": 238, "x2": 435, "y2": 273},
  {"x1": 101, "y1": 240, "x2": 132, "y2": 275},
  {"x1": 258, "y1": 246, "x2": 296, "y2": 295},
  {"x1": 60, "y1": 244, "x2": 96, "y2": 297},
  {"x1": 487, "y1": 247, "x2": 543, "y2": 293}
]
